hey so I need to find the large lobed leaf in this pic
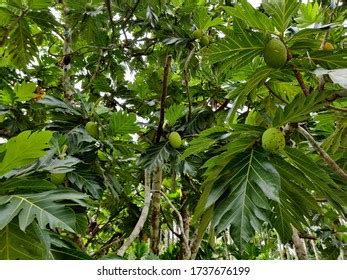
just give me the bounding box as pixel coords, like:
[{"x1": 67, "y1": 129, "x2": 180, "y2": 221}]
[
  {"x1": 0, "y1": 219, "x2": 49, "y2": 260},
  {"x1": 211, "y1": 149, "x2": 280, "y2": 249},
  {"x1": 6, "y1": 17, "x2": 37, "y2": 67},
  {"x1": 138, "y1": 142, "x2": 172, "y2": 171},
  {"x1": 206, "y1": 29, "x2": 268, "y2": 72},
  {"x1": 262, "y1": 0, "x2": 300, "y2": 33},
  {"x1": 273, "y1": 90, "x2": 333, "y2": 126},
  {"x1": 224, "y1": 0, "x2": 274, "y2": 32},
  {"x1": 0, "y1": 189, "x2": 88, "y2": 232},
  {"x1": 109, "y1": 111, "x2": 140, "y2": 136},
  {"x1": 0, "y1": 130, "x2": 53, "y2": 177}
]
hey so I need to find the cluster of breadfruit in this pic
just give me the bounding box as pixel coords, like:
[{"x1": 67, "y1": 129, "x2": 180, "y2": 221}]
[{"x1": 192, "y1": 29, "x2": 210, "y2": 46}]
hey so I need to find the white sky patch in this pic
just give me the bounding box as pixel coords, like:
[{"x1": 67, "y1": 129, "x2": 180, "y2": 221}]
[{"x1": 249, "y1": 0, "x2": 310, "y2": 7}]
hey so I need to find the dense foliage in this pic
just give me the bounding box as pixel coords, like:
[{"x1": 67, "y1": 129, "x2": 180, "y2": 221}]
[{"x1": 0, "y1": 0, "x2": 346, "y2": 260}]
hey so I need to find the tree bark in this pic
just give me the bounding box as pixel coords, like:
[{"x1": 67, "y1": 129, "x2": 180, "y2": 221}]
[
  {"x1": 292, "y1": 227, "x2": 308, "y2": 260},
  {"x1": 179, "y1": 186, "x2": 190, "y2": 259},
  {"x1": 150, "y1": 166, "x2": 162, "y2": 254},
  {"x1": 117, "y1": 170, "x2": 151, "y2": 257}
]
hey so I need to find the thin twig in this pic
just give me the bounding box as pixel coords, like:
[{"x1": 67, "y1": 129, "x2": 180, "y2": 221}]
[
  {"x1": 156, "y1": 55, "x2": 172, "y2": 143},
  {"x1": 215, "y1": 99, "x2": 230, "y2": 112},
  {"x1": 105, "y1": 0, "x2": 116, "y2": 42},
  {"x1": 297, "y1": 126, "x2": 347, "y2": 181}
]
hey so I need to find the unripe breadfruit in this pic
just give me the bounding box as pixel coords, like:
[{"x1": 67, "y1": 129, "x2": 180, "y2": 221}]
[
  {"x1": 168, "y1": 132, "x2": 182, "y2": 148},
  {"x1": 323, "y1": 42, "x2": 334, "y2": 50},
  {"x1": 200, "y1": 35, "x2": 210, "y2": 46},
  {"x1": 264, "y1": 39, "x2": 287, "y2": 68},
  {"x1": 85, "y1": 121, "x2": 98, "y2": 138},
  {"x1": 50, "y1": 173, "x2": 66, "y2": 185},
  {"x1": 262, "y1": 128, "x2": 285, "y2": 153},
  {"x1": 192, "y1": 29, "x2": 203, "y2": 40}
]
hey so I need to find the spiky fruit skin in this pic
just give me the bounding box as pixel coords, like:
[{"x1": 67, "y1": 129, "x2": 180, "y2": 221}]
[
  {"x1": 50, "y1": 173, "x2": 66, "y2": 185},
  {"x1": 168, "y1": 132, "x2": 182, "y2": 148},
  {"x1": 85, "y1": 121, "x2": 98, "y2": 138},
  {"x1": 323, "y1": 42, "x2": 334, "y2": 50},
  {"x1": 192, "y1": 29, "x2": 203, "y2": 40},
  {"x1": 200, "y1": 35, "x2": 209, "y2": 46},
  {"x1": 262, "y1": 128, "x2": 285, "y2": 153},
  {"x1": 264, "y1": 39, "x2": 287, "y2": 68}
]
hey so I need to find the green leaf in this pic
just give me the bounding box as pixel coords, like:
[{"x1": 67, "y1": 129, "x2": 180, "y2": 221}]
[
  {"x1": 0, "y1": 7, "x2": 14, "y2": 26},
  {"x1": 109, "y1": 111, "x2": 139, "y2": 135},
  {"x1": 27, "y1": 10, "x2": 61, "y2": 32},
  {"x1": 181, "y1": 126, "x2": 227, "y2": 160},
  {"x1": 0, "y1": 130, "x2": 53, "y2": 177},
  {"x1": 6, "y1": 18, "x2": 37, "y2": 67},
  {"x1": 14, "y1": 81, "x2": 36, "y2": 102},
  {"x1": 0, "y1": 178, "x2": 56, "y2": 195},
  {"x1": 227, "y1": 68, "x2": 273, "y2": 121},
  {"x1": 262, "y1": 0, "x2": 300, "y2": 33},
  {"x1": 273, "y1": 90, "x2": 332, "y2": 126},
  {"x1": 138, "y1": 142, "x2": 171, "y2": 171},
  {"x1": 67, "y1": 169, "x2": 101, "y2": 199},
  {"x1": 0, "y1": 89, "x2": 16, "y2": 105},
  {"x1": 165, "y1": 103, "x2": 186, "y2": 126},
  {"x1": 27, "y1": 0, "x2": 53, "y2": 10},
  {"x1": 65, "y1": 0, "x2": 88, "y2": 10},
  {"x1": 285, "y1": 147, "x2": 346, "y2": 210},
  {"x1": 271, "y1": 156, "x2": 320, "y2": 242},
  {"x1": 49, "y1": 232, "x2": 92, "y2": 260},
  {"x1": 224, "y1": 0, "x2": 274, "y2": 32},
  {"x1": 193, "y1": 6, "x2": 223, "y2": 30},
  {"x1": 207, "y1": 30, "x2": 267, "y2": 72},
  {"x1": 194, "y1": 134, "x2": 259, "y2": 221},
  {"x1": 0, "y1": 220, "x2": 49, "y2": 260},
  {"x1": 211, "y1": 149, "x2": 280, "y2": 249},
  {"x1": 0, "y1": 189, "x2": 87, "y2": 232},
  {"x1": 295, "y1": 2, "x2": 323, "y2": 28},
  {"x1": 308, "y1": 50, "x2": 347, "y2": 69}
]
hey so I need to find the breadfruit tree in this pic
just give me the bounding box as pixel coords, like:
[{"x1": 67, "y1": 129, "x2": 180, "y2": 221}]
[{"x1": 0, "y1": 0, "x2": 346, "y2": 260}]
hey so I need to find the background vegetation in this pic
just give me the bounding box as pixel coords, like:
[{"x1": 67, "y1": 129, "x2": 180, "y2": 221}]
[{"x1": 0, "y1": 0, "x2": 346, "y2": 260}]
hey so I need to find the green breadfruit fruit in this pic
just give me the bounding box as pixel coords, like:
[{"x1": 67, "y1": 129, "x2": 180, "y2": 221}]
[
  {"x1": 50, "y1": 173, "x2": 66, "y2": 185},
  {"x1": 264, "y1": 39, "x2": 287, "y2": 68},
  {"x1": 200, "y1": 35, "x2": 209, "y2": 46},
  {"x1": 262, "y1": 127, "x2": 285, "y2": 153},
  {"x1": 168, "y1": 132, "x2": 182, "y2": 148},
  {"x1": 85, "y1": 121, "x2": 99, "y2": 138},
  {"x1": 192, "y1": 29, "x2": 203, "y2": 40}
]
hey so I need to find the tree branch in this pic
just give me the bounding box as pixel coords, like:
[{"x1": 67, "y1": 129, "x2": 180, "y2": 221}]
[
  {"x1": 297, "y1": 126, "x2": 347, "y2": 181},
  {"x1": 156, "y1": 55, "x2": 172, "y2": 143},
  {"x1": 105, "y1": 0, "x2": 116, "y2": 42},
  {"x1": 160, "y1": 190, "x2": 190, "y2": 258},
  {"x1": 326, "y1": 105, "x2": 347, "y2": 113},
  {"x1": 117, "y1": 170, "x2": 152, "y2": 257},
  {"x1": 183, "y1": 47, "x2": 195, "y2": 121}
]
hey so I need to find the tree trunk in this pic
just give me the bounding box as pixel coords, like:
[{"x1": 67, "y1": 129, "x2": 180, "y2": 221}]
[
  {"x1": 179, "y1": 186, "x2": 190, "y2": 259},
  {"x1": 292, "y1": 227, "x2": 308, "y2": 260},
  {"x1": 117, "y1": 170, "x2": 152, "y2": 257},
  {"x1": 150, "y1": 166, "x2": 162, "y2": 254}
]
